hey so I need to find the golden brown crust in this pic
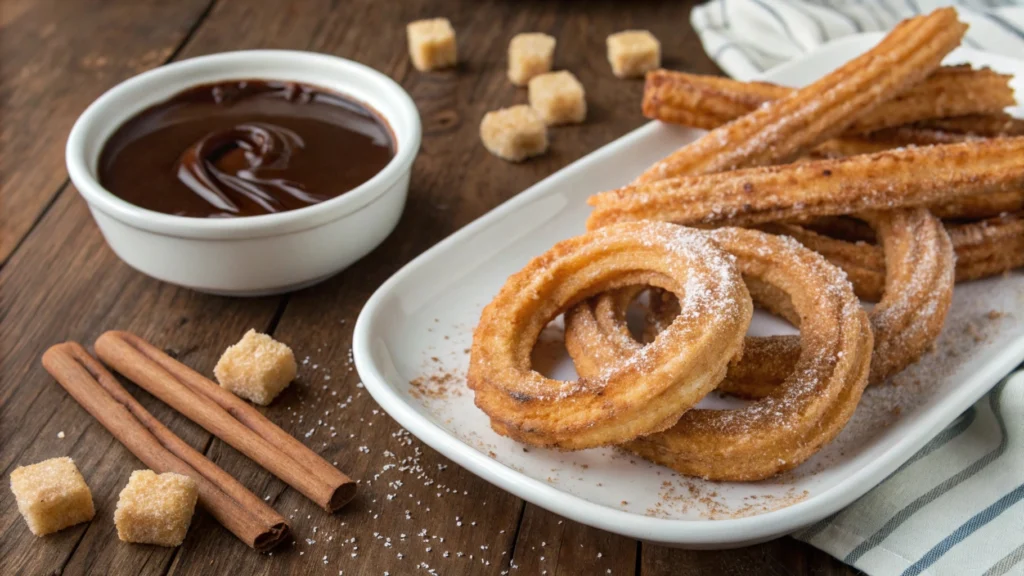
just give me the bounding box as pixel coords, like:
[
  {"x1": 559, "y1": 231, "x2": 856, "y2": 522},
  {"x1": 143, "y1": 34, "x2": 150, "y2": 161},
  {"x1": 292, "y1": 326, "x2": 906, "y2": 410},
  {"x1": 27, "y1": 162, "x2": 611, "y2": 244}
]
[
  {"x1": 568, "y1": 209, "x2": 952, "y2": 405},
  {"x1": 947, "y1": 213, "x2": 1024, "y2": 280},
  {"x1": 642, "y1": 65, "x2": 1013, "y2": 135},
  {"x1": 914, "y1": 114, "x2": 1024, "y2": 137},
  {"x1": 769, "y1": 209, "x2": 959, "y2": 381},
  {"x1": 799, "y1": 132, "x2": 1024, "y2": 221},
  {"x1": 861, "y1": 210, "x2": 955, "y2": 383},
  {"x1": 467, "y1": 222, "x2": 752, "y2": 450},
  {"x1": 634, "y1": 9, "x2": 967, "y2": 183},
  {"x1": 792, "y1": 212, "x2": 1024, "y2": 293},
  {"x1": 587, "y1": 138, "x2": 1024, "y2": 230},
  {"x1": 623, "y1": 228, "x2": 873, "y2": 481},
  {"x1": 930, "y1": 190, "x2": 1024, "y2": 220}
]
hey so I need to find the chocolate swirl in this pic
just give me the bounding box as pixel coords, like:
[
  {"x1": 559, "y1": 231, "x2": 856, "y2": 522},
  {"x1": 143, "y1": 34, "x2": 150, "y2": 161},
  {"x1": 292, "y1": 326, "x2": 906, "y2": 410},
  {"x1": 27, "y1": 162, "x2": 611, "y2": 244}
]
[
  {"x1": 176, "y1": 122, "x2": 326, "y2": 215},
  {"x1": 98, "y1": 80, "x2": 394, "y2": 218}
]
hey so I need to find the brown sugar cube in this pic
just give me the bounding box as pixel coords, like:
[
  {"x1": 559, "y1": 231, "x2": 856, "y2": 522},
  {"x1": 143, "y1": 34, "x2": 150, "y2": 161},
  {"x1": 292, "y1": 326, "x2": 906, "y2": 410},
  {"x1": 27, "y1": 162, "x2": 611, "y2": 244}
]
[
  {"x1": 480, "y1": 105, "x2": 549, "y2": 162},
  {"x1": 10, "y1": 457, "x2": 95, "y2": 536},
  {"x1": 607, "y1": 30, "x2": 661, "y2": 78},
  {"x1": 114, "y1": 470, "x2": 198, "y2": 547},
  {"x1": 214, "y1": 329, "x2": 297, "y2": 405},
  {"x1": 508, "y1": 33, "x2": 556, "y2": 86},
  {"x1": 528, "y1": 71, "x2": 586, "y2": 126},
  {"x1": 407, "y1": 18, "x2": 457, "y2": 71}
]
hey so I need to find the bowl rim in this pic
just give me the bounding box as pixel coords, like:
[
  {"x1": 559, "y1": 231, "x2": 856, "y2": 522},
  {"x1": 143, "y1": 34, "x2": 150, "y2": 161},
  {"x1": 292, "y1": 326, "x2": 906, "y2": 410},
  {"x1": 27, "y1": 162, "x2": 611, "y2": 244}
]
[{"x1": 66, "y1": 49, "x2": 421, "y2": 240}]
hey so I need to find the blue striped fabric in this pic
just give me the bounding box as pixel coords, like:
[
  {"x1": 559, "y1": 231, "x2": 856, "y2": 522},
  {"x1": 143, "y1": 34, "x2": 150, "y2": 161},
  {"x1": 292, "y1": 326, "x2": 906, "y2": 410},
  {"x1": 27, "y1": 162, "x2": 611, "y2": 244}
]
[
  {"x1": 690, "y1": 0, "x2": 1024, "y2": 81},
  {"x1": 792, "y1": 373, "x2": 1024, "y2": 575}
]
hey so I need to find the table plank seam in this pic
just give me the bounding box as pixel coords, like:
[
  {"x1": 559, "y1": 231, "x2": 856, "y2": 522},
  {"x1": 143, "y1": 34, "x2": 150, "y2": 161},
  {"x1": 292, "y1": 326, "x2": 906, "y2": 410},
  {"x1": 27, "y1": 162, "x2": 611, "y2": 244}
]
[
  {"x1": 265, "y1": 295, "x2": 292, "y2": 337},
  {"x1": 1, "y1": 385, "x2": 69, "y2": 476},
  {"x1": 502, "y1": 500, "x2": 528, "y2": 572},
  {"x1": 0, "y1": 0, "x2": 221, "y2": 274},
  {"x1": 0, "y1": 181, "x2": 68, "y2": 271},
  {"x1": 163, "y1": 0, "x2": 221, "y2": 65}
]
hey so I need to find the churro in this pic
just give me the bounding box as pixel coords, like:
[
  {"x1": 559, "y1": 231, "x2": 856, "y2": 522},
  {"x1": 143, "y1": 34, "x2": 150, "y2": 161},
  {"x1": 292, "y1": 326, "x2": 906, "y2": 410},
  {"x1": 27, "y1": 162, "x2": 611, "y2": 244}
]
[
  {"x1": 642, "y1": 65, "x2": 1013, "y2": 135},
  {"x1": 635, "y1": 8, "x2": 966, "y2": 183},
  {"x1": 783, "y1": 212, "x2": 1024, "y2": 297},
  {"x1": 587, "y1": 138, "x2": 1024, "y2": 230},
  {"x1": 467, "y1": 222, "x2": 752, "y2": 450},
  {"x1": 624, "y1": 228, "x2": 872, "y2": 481}
]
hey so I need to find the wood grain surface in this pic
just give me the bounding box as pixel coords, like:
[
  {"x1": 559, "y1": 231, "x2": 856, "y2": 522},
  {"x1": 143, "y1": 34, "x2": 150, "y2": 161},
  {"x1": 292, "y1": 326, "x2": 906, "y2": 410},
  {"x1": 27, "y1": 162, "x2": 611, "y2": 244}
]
[{"x1": 0, "y1": 1, "x2": 857, "y2": 574}]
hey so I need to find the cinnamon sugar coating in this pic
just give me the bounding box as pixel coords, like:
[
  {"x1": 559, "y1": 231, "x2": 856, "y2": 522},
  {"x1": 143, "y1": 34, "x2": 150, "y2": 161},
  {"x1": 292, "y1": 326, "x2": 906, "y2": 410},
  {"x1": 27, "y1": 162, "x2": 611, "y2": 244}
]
[
  {"x1": 468, "y1": 222, "x2": 752, "y2": 450},
  {"x1": 635, "y1": 9, "x2": 966, "y2": 183},
  {"x1": 642, "y1": 65, "x2": 1013, "y2": 135},
  {"x1": 624, "y1": 228, "x2": 874, "y2": 480},
  {"x1": 587, "y1": 138, "x2": 1024, "y2": 230}
]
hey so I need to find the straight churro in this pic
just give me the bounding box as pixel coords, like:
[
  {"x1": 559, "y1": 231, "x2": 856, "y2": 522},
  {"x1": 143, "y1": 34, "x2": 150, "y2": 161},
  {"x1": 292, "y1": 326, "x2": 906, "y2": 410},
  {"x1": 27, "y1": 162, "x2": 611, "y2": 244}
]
[
  {"x1": 588, "y1": 138, "x2": 1024, "y2": 230},
  {"x1": 642, "y1": 65, "x2": 1013, "y2": 135},
  {"x1": 635, "y1": 8, "x2": 967, "y2": 183}
]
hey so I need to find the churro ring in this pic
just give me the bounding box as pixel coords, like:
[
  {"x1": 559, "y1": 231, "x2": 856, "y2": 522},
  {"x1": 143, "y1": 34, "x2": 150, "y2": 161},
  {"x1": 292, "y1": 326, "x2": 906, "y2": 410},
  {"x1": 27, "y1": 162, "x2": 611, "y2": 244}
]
[
  {"x1": 761, "y1": 209, "x2": 955, "y2": 383},
  {"x1": 758, "y1": 209, "x2": 955, "y2": 386},
  {"x1": 568, "y1": 208, "x2": 952, "y2": 406},
  {"x1": 564, "y1": 282, "x2": 797, "y2": 400},
  {"x1": 625, "y1": 228, "x2": 873, "y2": 480},
  {"x1": 467, "y1": 222, "x2": 752, "y2": 450},
  {"x1": 791, "y1": 212, "x2": 1024, "y2": 296}
]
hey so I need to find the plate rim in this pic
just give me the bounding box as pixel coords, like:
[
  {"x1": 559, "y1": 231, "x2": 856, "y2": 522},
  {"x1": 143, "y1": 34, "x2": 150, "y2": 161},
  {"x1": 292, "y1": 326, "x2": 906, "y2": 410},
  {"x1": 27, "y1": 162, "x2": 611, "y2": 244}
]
[{"x1": 353, "y1": 32, "x2": 1024, "y2": 546}]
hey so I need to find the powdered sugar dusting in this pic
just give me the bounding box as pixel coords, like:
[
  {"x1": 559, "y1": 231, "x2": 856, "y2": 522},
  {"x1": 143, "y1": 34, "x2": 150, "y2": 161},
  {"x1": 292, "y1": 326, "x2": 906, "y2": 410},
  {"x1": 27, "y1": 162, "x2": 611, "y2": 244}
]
[
  {"x1": 519, "y1": 223, "x2": 745, "y2": 397},
  {"x1": 400, "y1": 249, "x2": 1023, "y2": 521}
]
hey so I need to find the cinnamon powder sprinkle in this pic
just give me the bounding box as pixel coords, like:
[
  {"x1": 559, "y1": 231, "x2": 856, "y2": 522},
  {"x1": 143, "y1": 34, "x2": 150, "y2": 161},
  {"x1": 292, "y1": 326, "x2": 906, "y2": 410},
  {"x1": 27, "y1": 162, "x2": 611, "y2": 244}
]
[
  {"x1": 409, "y1": 371, "x2": 462, "y2": 400},
  {"x1": 648, "y1": 479, "x2": 808, "y2": 520}
]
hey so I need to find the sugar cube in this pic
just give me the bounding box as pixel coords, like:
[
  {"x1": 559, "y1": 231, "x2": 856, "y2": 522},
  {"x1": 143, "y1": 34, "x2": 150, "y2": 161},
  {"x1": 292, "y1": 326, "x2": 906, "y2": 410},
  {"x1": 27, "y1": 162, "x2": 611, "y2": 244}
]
[
  {"x1": 508, "y1": 33, "x2": 556, "y2": 86},
  {"x1": 114, "y1": 470, "x2": 198, "y2": 547},
  {"x1": 607, "y1": 30, "x2": 661, "y2": 78},
  {"x1": 11, "y1": 457, "x2": 95, "y2": 536},
  {"x1": 479, "y1": 105, "x2": 549, "y2": 162},
  {"x1": 528, "y1": 71, "x2": 586, "y2": 126},
  {"x1": 214, "y1": 329, "x2": 297, "y2": 405},
  {"x1": 407, "y1": 18, "x2": 457, "y2": 71}
]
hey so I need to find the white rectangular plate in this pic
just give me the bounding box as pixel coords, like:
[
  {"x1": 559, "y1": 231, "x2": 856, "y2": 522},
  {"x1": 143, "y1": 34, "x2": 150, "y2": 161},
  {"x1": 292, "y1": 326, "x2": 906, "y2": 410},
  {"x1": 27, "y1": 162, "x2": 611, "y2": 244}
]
[{"x1": 354, "y1": 33, "x2": 1024, "y2": 548}]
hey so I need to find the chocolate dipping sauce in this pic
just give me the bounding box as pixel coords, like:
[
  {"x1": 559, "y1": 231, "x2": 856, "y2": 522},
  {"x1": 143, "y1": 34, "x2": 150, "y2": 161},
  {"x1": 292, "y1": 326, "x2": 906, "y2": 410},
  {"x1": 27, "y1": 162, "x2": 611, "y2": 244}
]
[{"x1": 98, "y1": 80, "x2": 395, "y2": 218}]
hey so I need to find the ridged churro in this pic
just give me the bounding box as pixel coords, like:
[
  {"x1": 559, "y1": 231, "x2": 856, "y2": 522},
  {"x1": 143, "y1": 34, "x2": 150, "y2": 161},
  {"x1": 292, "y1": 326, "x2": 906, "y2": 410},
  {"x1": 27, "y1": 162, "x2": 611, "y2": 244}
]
[
  {"x1": 468, "y1": 8, "x2": 1017, "y2": 484},
  {"x1": 568, "y1": 209, "x2": 953, "y2": 399},
  {"x1": 635, "y1": 8, "x2": 967, "y2": 183},
  {"x1": 915, "y1": 114, "x2": 1024, "y2": 137},
  {"x1": 588, "y1": 138, "x2": 1024, "y2": 230},
  {"x1": 643, "y1": 65, "x2": 1013, "y2": 135},
  {"x1": 623, "y1": 228, "x2": 873, "y2": 481},
  {"x1": 782, "y1": 212, "x2": 1024, "y2": 298},
  {"x1": 468, "y1": 222, "x2": 752, "y2": 450}
]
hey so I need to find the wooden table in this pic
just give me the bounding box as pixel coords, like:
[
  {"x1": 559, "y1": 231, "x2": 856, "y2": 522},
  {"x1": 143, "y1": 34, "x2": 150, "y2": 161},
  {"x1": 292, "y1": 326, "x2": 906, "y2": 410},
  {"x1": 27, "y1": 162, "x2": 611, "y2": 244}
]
[{"x1": 1, "y1": 1, "x2": 857, "y2": 574}]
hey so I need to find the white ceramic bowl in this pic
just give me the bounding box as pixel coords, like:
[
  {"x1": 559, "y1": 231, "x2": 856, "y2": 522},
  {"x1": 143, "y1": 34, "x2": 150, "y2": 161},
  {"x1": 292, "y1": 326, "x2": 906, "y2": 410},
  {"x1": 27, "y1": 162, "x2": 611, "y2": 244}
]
[{"x1": 66, "y1": 50, "x2": 421, "y2": 296}]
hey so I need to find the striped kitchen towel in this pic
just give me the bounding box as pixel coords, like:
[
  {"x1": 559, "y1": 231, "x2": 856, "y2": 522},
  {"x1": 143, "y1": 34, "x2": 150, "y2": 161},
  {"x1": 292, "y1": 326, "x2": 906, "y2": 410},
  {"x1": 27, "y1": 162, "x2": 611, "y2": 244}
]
[
  {"x1": 691, "y1": 0, "x2": 1024, "y2": 81},
  {"x1": 793, "y1": 372, "x2": 1024, "y2": 575}
]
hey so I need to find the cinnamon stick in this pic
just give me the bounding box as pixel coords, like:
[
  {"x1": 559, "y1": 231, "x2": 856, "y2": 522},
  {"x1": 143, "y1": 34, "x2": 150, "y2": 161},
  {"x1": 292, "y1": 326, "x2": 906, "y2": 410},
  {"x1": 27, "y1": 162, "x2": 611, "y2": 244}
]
[
  {"x1": 95, "y1": 330, "x2": 356, "y2": 512},
  {"x1": 42, "y1": 342, "x2": 289, "y2": 551}
]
